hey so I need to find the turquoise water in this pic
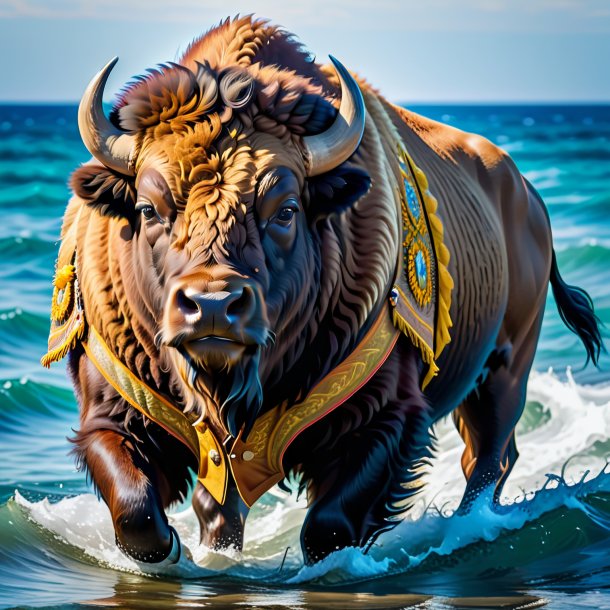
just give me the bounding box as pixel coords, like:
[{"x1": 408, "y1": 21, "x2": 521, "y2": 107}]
[{"x1": 0, "y1": 104, "x2": 609, "y2": 609}]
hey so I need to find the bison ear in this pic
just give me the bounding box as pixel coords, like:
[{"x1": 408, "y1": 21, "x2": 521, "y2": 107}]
[
  {"x1": 305, "y1": 164, "x2": 371, "y2": 220},
  {"x1": 70, "y1": 163, "x2": 136, "y2": 221}
]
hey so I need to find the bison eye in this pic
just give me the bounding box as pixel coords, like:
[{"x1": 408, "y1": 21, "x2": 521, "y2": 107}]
[
  {"x1": 271, "y1": 199, "x2": 299, "y2": 227},
  {"x1": 135, "y1": 200, "x2": 157, "y2": 221}
]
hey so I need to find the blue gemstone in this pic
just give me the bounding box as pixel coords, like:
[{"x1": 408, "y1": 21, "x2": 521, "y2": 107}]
[
  {"x1": 415, "y1": 249, "x2": 427, "y2": 289},
  {"x1": 405, "y1": 180, "x2": 420, "y2": 220}
]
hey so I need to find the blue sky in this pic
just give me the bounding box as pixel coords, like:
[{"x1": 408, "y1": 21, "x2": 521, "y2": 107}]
[{"x1": 1, "y1": 0, "x2": 609, "y2": 103}]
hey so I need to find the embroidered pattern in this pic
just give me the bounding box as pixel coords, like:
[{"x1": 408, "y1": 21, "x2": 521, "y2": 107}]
[
  {"x1": 391, "y1": 142, "x2": 454, "y2": 389},
  {"x1": 398, "y1": 147, "x2": 434, "y2": 308}
]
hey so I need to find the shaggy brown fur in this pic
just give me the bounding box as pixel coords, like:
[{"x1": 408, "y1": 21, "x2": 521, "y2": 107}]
[{"x1": 62, "y1": 15, "x2": 602, "y2": 564}]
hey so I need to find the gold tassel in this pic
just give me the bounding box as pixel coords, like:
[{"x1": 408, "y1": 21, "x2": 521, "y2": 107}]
[
  {"x1": 50, "y1": 264, "x2": 76, "y2": 322},
  {"x1": 392, "y1": 308, "x2": 438, "y2": 389},
  {"x1": 53, "y1": 264, "x2": 75, "y2": 289},
  {"x1": 42, "y1": 260, "x2": 85, "y2": 367},
  {"x1": 41, "y1": 314, "x2": 85, "y2": 368}
]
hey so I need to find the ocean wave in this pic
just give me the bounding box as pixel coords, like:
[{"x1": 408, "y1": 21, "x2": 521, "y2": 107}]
[
  {"x1": 0, "y1": 169, "x2": 72, "y2": 188},
  {"x1": 0, "y1": 308, "x2": 52, "y2": 364},
  {"x1": 543, "y1": 193, "x2": 593, "y2": 205},
  {"x1": 4, "y1": 370, "x2": 609, "y2": 591},
  {"x1": 523, "y1": 166, "x2": 563, "y2": 190},
  {"x1": 0, "y1": 147, "x2": 78, "y2": 164},
  {"x1": 0, "y1": 232, "x2": 57, "y2": 258},
  {"x1": 0, "y1": 181, "x2": 69, "y2": 207},
  {"x1": 0, "y1": 377, "x2": 75, "y2": 427},
  {"x1": 10, "y1": 465, "x2": 610, "y2": 593},
  {"x1": 555, "y1": 237, "x2": 610, "y2": 264}
]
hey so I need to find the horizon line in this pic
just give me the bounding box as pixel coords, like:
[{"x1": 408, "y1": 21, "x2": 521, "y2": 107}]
[{"x1": 1, "y1": 100, "x2": 609, "y2": 107}]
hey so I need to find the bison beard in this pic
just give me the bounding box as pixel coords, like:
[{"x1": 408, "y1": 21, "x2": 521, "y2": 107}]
[{"x1": 182, "y1": 348, "x2": 263, "y2": 438}]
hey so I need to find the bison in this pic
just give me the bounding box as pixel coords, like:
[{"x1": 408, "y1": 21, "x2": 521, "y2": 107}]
[{"x1": 43, "y1": 16, "x2": 602, "y2": 566}]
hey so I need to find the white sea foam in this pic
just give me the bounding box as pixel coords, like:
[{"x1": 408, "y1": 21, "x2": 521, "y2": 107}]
[
  {"x1": 14, "y1": 369, "x2": 610, "y2": 583},
  {"x1": 424, "y1": 369, "x2": 610, "y2": 510}
]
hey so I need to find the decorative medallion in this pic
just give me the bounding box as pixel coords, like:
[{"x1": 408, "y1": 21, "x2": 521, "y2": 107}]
[
  {"x1": 407, "y1": 238, "x2": 432, "y2": 307},
  {"x1": 388, "y1": 142, "x2": 454, "y2": 389}
]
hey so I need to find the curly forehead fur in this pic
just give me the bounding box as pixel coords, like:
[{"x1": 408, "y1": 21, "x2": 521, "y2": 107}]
[
  {"x1": 112, "y1": 15, "x2": 336, "y2": 137},
  {"x1": 108, "y1": 16, "x2": 338, "y2": 249}
]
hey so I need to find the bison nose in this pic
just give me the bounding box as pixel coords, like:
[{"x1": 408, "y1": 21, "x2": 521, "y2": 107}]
[{"x1": 169, "y1": 284, "x2": 257, "y2": 342}]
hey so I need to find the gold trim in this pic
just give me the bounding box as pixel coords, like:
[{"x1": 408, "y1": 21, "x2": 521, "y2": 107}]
[
  {"x1": 405, "y1": 154, "x2": 454, "y2": 359},
  {"x1": 83, "y1": 326, "x2": 229, "y2": 505},
  {"x1": 392, "y1": 284, "x2": 434, "y2": 333},
  {"x1": 40, "y1": 309, "x2": 86, "y2": 367}
]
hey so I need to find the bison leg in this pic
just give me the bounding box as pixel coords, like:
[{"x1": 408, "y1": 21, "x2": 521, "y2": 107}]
[
  {"x1": 300, "y1": 409, "x2": 432, "y2": 564},
  {"x1": 192, "y1": 481, "x2": 249, "y2": 550},
  {"x1": 298, "y1": 350, "x2": 432, "y2": 564},
  {"x1": 70, "y1": 352, "x2": 195, "y2": 563},
  {"x1": 76, "y1": 428, "x2": 176, "y2": 562},
  {"x1": 454, "y1": 313, "x2": 544, "y2": 512}
]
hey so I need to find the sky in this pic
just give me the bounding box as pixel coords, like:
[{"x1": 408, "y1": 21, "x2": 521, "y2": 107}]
[{"x1": 1, "y1": 0, "x2": 610, "y2": 103}]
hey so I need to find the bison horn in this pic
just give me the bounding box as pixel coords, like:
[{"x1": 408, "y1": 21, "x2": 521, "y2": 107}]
[
  {"x1": 302, "y1": 56, "x2": 366, "y2": 177},
  {"x1": 78, "y1": 57, "x2": 136, "y2": 176}
]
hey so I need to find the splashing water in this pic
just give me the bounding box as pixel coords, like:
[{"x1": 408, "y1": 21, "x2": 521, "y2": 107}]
[{"x1": 2, "y1": 370, "x2": 609, "y2": 609}]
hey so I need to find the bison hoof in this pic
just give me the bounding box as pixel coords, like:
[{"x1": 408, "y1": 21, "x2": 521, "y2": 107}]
[
  {"x1": 301, "y1": 511, "x2": 358, "y2": 565},
  {"x1": 115, "y1": 511, "x2": 174, "y2": 563}
]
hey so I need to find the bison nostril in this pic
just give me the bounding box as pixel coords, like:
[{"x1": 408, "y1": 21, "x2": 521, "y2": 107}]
[
  {"x1": 227, "y1": 286, "x2": 255, "y2": 320},
  {"x1": 175, "y1": 289, "x2": 200, "y2": 316}
]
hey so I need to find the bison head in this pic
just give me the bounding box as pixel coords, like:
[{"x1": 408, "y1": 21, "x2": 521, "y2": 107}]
[{"x1": 72, "y1": 51, "x2": 371, "y2": 439}]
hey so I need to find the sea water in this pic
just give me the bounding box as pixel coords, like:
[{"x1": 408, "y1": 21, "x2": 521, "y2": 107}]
[{"x1": 0, "y1": 104, "x2": 609, "y2": 609}]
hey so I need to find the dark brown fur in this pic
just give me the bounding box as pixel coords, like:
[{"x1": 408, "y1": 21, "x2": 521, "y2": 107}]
[{"x1": 63, "y1": 16, "x2": 602, "y2": 564}]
